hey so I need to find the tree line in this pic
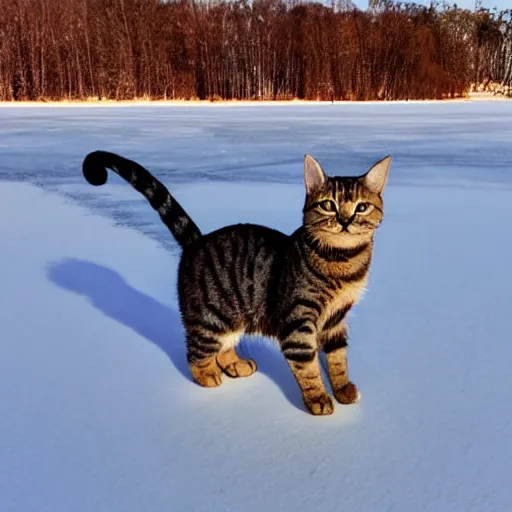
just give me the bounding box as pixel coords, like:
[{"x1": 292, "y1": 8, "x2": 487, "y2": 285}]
[{"x1": 0, "y1": 0, "x2": 511, "y2": 102}]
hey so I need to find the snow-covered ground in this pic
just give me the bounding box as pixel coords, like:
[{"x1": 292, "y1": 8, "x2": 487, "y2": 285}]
[{"x1": 1, "y1": 102, "x2": 512, "y2": 511}]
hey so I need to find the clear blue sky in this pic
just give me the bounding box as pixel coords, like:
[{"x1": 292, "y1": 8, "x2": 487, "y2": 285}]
[{"x1": 353, "y1": 0, "x2": 510, "y2": 10}]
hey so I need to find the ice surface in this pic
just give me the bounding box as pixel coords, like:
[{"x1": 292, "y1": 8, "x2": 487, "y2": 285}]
[
  {"x1": 0, "y1": 102, "x2": 512, "y2": 511},
  {"x1": 1, "y1": 101, "x2": 512, "y2": 249}
]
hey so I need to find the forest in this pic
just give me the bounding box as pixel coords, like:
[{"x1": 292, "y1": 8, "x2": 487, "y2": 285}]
[{"x1": 0, "y1": 0, "x2": 511, "y2": 101}]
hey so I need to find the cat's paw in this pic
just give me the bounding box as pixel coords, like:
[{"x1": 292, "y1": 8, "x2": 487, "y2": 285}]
[
  {"x1": 334, "y1": 382, "x2": 360, "y2": 404},
  {"x1": 190, "y1": 361, "x2": 223, "y2": 387},
  {"x1": 304, "y1": 393, "x2": 335, "y2": 416},
  {"x1": 221, "y1": 359, "x2": 257, "y2": 378}
]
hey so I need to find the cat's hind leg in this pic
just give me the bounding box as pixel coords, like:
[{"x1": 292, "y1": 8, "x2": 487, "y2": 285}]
[
  {"x1": 186, "y1": 329, "x2": 224, "y2": 387},
  {"x1": 216, "y1": 345, "x2": 257, "y2": 378},
  {"x1": 187, "y1": 329, "x2": 257, "y2": 386}
]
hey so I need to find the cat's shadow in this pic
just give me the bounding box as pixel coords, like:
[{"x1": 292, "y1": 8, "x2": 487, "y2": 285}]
[{"x1": 47, "y1": 259, "x2": 304, "y2": 411}]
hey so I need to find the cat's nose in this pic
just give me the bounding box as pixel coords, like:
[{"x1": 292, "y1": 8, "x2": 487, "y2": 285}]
[{"x1": 337, "y1": 215, "x2": 352, "y2": 229}]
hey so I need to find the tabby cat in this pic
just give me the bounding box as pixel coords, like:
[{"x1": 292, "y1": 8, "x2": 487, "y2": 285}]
[{"x1": 82, "y1": 150, "x2": 391, "y2": 416}]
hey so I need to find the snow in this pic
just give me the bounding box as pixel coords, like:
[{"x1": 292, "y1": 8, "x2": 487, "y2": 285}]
[
  {"x1": 1, "y1": 102, "x2": 512, "y2": 511},
  {"x1": 0, "y1": 91, "x2": 508, "y2": 109}
]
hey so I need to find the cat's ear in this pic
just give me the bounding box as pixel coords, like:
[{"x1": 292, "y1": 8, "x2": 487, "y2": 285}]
[
  {"x1": 304, "y1": 154, "x2": 327, "y2": 194},
  {"x1": 362, "y1": 155, "x2": 391, "y2": 195}
]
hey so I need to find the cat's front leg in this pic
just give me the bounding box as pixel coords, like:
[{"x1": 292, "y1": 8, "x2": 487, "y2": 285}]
[
  {"x1": 321, "y1": 323, "x2": 360, "y2": 405},
  {"x1": 279, "y1": 317, "x2": 333, "y2": 416}
]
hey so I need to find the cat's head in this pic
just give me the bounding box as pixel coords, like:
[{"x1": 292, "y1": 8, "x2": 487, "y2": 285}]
[{"x1": 302, "y1": 155, "x2": 391, "y2": 247}]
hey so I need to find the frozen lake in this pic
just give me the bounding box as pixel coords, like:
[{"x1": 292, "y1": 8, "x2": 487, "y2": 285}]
[
  {"x1": 1, "y1": 101, "x2": 512, "y2": 249},
  {"x1": 1, "y1": 101, "x2": 511, "y2": 512}
]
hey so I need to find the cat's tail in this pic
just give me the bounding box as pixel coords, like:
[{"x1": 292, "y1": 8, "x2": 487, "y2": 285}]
[{"x1": 82, "y1": 150, "x2": 202, "y2": 247}]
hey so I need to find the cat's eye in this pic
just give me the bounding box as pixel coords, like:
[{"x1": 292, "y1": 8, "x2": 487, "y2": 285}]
[
  {"x1": 319, "y1": 200, "x2": 337, "y2": 213},
  {"x1": 356, "y1": 202, "x2": 370, "y2": 214}
]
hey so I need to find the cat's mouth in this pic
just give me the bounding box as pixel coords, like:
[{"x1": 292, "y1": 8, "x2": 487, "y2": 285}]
[
  {"x1": 332, "y1": 224, "x2": 357, "y2": 235},
  {"x1": 315, "y1": 221, "x2": 367, "y2": 237},
  {"x1": 320, "y1": 226, "x2": 360, "y2": 238}
]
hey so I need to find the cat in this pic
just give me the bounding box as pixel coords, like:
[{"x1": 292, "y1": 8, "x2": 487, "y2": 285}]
[{"x1": 82, "y1": 150, "x2": 391, "y2": 416}]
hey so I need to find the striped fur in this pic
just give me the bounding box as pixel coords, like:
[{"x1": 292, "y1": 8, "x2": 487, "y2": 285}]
[
  {"x1": 83, "y1": 151, "x2": 391, "y2": 416},
  {"x1": 83, "y1": 151, "x2": 201, "y2": 247}
]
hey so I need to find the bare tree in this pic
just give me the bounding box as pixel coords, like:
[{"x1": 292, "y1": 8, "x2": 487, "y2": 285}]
[{"x1": 0, "y1": 0, "x2": 510, "y2": 101}]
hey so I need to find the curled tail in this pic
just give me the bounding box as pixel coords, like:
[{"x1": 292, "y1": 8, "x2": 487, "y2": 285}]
[{"x1": 82, "y1": 150, "x2": 202, "y2": 247}]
